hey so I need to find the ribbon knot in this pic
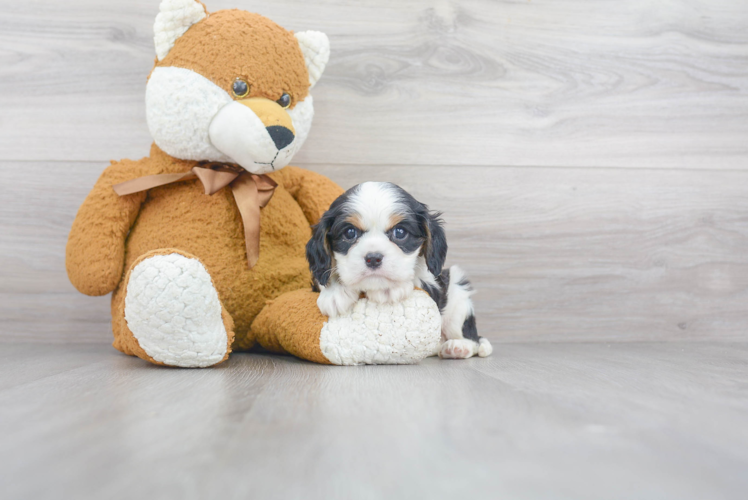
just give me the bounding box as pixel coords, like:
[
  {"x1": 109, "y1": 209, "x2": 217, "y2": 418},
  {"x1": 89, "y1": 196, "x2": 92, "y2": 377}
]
[{"x1": 112, "y1": 163, "x2": 277, "y2": 268}]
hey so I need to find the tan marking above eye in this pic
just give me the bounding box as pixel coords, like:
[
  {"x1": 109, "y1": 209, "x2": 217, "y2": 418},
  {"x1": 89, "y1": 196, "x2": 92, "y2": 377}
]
[
  {"x1": 386, "y1": 214, "x2": 404, "y2": 232},
  {"x1": 345, "y1": 215, "x2": 365, "y2": 230}
]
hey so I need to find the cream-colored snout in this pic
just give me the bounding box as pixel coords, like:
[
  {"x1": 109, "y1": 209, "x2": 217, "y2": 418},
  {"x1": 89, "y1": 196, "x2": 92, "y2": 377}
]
[{"x1": 209, "y1": 97, "x2": 296, "y2": 173}]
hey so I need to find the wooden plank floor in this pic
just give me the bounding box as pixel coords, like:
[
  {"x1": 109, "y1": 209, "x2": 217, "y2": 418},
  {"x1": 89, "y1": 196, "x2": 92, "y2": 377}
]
[{"x1": 1, "y1": 341, "x2": 746, "y2": 500}]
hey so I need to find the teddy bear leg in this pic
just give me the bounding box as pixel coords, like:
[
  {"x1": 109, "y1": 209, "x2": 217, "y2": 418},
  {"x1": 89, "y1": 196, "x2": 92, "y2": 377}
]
[
  {"x1": 251, "y1": 289, "x2": 332, "y2": 364},
  {"x1": 252, "y1": 289, "x2": 442, "y2": 365},
  {"x1": 112, "y1": 249, "x2": 235, "y2": 367}
]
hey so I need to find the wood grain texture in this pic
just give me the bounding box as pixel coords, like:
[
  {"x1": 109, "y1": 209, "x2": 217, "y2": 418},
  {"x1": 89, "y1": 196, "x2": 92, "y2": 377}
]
[
  {"x1": 1, "y1": 0, "x2": 747, "y2": 168},
  {"x1": 3, "y1": 160, "x2": 748, "y2": 343},
  {"x1": 1, "y1": 342, "x2": 747, "y2": 500},
  {"x1": 1, "y1": 0, "x2": 747, "y2": 342}
]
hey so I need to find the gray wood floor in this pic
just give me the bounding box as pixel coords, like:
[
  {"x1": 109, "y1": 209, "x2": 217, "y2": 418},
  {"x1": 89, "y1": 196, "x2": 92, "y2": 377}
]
[{"x1": 1, "y1": 342, "x2": 747, "y2": 500}]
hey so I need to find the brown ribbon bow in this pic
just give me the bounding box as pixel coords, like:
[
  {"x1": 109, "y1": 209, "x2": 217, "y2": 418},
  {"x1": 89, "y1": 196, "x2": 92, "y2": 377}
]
[{"x1": 112, "y1": 163, "x2": 277, "y2": 268}]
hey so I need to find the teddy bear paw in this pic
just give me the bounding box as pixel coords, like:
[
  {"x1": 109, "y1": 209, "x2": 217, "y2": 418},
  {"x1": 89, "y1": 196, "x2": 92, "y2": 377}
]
[
  {"x1": 319, "y1": 290, "x2": 442, "y2": 365},
  {"x1": 124, "y1": 253, "x2": 229, "y2": 367}
]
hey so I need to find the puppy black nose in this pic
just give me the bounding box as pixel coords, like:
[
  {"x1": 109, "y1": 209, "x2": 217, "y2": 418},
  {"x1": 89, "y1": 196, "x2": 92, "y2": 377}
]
[
  {"x1": 365, "y1": 252, "x2": 383, "y2": 269},
  {"x1": 266, "y1": 125, "x2": 295, "y2": 150}
]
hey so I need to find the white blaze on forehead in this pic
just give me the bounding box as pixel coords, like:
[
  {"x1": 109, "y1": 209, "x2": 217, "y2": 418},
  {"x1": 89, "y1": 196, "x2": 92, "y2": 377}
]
[{"x1": 350, "y1": 182, "x2": 405, "y2": 231}]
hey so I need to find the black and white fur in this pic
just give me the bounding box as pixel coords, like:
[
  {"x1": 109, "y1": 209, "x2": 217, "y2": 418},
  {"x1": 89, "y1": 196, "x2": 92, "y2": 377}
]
[{"x1": 306, "y1": 182, "x2": 492, "y2": 359}]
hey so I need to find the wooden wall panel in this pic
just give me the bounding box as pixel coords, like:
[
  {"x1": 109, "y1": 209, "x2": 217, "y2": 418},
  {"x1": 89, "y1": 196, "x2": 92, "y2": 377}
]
[
  {"x1": 3, "y1": 161, "x2": 747, "y2": 343},
  {"x1": 0, "y1": 0, "x2": 747, "y2": 168},
  {"x1": 2, "y1": 0, "x2": 747, "y2": 343}
]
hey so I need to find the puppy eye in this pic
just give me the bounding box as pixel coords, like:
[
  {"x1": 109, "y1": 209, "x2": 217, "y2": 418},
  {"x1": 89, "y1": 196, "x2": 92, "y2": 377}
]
[
  {"x1": 276, "y1": 93, "x2": 291, "y2": 109},
  {"x1": 392, "y1": 227, "x2": 407, "y2": 240},
  {"x1": 232, "y1": 79, "x2": 250, "y2": 98},
  {"x1": 344, "y1": 227, "x2": 358, "y2": 240}
]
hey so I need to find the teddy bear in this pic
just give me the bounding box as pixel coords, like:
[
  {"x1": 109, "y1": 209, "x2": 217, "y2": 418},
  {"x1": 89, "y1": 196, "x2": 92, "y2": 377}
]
[{"x1": 65, "y1": 0, "x2": 442, "y2": 367}]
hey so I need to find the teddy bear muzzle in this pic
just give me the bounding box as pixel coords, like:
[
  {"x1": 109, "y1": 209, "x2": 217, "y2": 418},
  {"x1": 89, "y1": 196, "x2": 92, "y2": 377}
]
[
  {"x1": 209, "y1": 97, "x2": 296, "y2": 174},
  {"x1": 237, "y1": 97, "x2": 296, "y2": 150}
]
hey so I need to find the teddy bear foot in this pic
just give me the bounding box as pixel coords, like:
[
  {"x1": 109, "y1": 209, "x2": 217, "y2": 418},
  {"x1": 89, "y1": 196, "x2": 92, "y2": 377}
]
[
  {"x1": 320, "y1": 290, "x2": 442, "y2": 365},
  {"x1": 251, "y1": 289, "x2": 442, "y2": 365},
  {"x1": 123, "y1": 252, "x2": 231, "y2": 368}
]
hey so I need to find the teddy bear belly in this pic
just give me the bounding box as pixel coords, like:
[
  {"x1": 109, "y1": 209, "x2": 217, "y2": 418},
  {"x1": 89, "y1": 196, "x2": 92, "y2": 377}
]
[{"x1": 123, "y1": 181, "x2": 313, "y2": 342}]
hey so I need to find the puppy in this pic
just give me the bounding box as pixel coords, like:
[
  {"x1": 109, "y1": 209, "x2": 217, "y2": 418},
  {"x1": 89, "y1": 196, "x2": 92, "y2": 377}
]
[{"x1": 306, "y1": 182, "x2": 492, "y2": 359}]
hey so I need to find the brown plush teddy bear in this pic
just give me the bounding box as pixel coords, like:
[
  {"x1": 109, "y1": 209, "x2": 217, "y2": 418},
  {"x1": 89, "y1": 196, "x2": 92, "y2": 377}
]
[{"x1": 66, "y1": 0, "x2": 442, "y2": 367}]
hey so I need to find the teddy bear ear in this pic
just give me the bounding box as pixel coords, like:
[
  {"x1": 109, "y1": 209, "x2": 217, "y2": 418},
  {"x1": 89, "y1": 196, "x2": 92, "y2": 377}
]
[
  {"x1": 295, "y1": 31, "x2": 330, "y2": 88},
  {"x1": 153, "y1": 0, "x2": 208, "y2": 61}
]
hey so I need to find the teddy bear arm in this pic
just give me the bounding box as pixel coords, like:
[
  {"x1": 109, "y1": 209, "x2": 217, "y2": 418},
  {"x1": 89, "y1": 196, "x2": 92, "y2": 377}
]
[
  {"x1": 252, "y1": 289, "x2": 443, "y2": 365},
  {"x1": 277, "y1": 166, "x2": 345, "y2": 225},
  {"x1": 65, "y1": 159, "x2": 150, "y2": 296},
  {"x1": 251, "y1": 289, "x2": 332, "y2": 364}
]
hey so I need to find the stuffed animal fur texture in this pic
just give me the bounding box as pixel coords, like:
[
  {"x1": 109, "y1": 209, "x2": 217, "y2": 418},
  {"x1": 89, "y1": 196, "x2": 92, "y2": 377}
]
[{"x1": 65, "y1": 0, "x2": 442, "y2": 367}]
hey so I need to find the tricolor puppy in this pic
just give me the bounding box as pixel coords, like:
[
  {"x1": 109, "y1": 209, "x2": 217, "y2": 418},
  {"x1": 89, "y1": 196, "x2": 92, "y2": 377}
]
[{"x1": 306, "y1": 182, "x2": 493, "y2": 359}]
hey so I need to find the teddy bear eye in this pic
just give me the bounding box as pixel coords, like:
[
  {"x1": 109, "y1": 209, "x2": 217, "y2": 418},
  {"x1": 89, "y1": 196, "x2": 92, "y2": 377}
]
[
  {"x1": 276, "y1": 93, "x2": 291, "y2": 109},
  {"x1": 232, "y1": 79, "x2": 249, "y2": 98}
]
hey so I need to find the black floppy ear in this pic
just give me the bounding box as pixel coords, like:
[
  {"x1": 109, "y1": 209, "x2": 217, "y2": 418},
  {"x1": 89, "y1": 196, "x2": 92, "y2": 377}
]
[
  {"x1": 421, "y1": 208, "x2": 447, "y2": 277},
  {"x1": 306, "y1": 213, "x2": 334, "y2": 287}
]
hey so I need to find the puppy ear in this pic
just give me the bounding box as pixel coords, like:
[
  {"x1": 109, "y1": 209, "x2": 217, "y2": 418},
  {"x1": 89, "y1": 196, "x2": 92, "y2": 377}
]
[
  {"x1": 422, "y1": 209, "x2": 448, "y2": 277},
  {"x1": 306, "y1": 214, "x2": 334, "y2": 287}
]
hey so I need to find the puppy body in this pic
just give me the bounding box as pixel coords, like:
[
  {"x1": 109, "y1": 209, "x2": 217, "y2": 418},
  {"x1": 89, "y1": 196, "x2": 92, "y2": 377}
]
[
  {"x1": 306, "y1": 182, "x2": 492, "y2": 359},
  {"x1": 422, "y1": 266, "x2": 493, "y2": 359}
]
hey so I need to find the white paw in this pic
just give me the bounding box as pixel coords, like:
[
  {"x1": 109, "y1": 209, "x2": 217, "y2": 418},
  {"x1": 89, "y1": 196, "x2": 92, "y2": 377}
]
[
  {"x1": 366, "y1": 283, "x2": 414, "y2": 305},
  {"x1": 124, "y1": 253, "x2": 228, "y2": 368},
  {"x1": 317, "y1": 284, "x2": 359, "y2": 318},
  {"x1": 319, "y1": 290, "x2": 442, "y2": 365},
  {"x1": 478, "y1": 338, "x2": 493, "y2": 358},
  {"x1": 439, "y1": 339, "x2": 479, "y2": 359}
]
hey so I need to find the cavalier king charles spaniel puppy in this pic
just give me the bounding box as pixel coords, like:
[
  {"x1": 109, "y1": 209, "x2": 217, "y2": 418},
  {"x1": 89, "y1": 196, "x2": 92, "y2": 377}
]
[{"x1": 306, "y1": 182, "x2": 492, "y2": 359}]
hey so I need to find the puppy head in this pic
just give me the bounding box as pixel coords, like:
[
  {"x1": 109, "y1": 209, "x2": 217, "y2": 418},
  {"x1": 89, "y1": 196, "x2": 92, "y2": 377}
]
[
  {"x1": 306, "y1": 182, "x2": 447, "y2": 290},
  {"x1": 146, "y1": 1, "x2": 330, "y2": 174}
]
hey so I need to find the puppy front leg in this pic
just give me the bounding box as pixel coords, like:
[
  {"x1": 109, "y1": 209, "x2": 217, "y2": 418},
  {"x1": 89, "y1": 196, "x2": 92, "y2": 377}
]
[{"x1": 317, "y1": 282, "x2": 359, "y2": 318}]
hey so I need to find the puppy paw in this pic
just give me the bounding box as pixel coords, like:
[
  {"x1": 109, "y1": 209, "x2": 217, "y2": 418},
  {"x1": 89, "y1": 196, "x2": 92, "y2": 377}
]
[
  {"x1": 439, "y1": 339, "x2": 479, "y2": 359},
  {"x1": 366, "y1": 284, "x2": 414, "y2": 305},
  {"x1": 477, "y1": 338, "x2": 493, "y2": 358},
  {"x1": 317, "y1": 286, "x2": 359, "y2": 318}
]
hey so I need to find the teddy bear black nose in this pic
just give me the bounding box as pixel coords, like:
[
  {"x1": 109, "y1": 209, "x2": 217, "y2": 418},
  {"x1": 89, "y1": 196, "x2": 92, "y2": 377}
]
[{"x1": 266, "y1": 126, "x2": 295, "y2": 150}]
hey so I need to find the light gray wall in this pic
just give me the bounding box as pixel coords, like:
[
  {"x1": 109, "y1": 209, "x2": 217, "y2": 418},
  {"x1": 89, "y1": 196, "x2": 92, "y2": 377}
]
[{"x1": 2, "y1": 0, "x2": 747, "y2": 343}]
